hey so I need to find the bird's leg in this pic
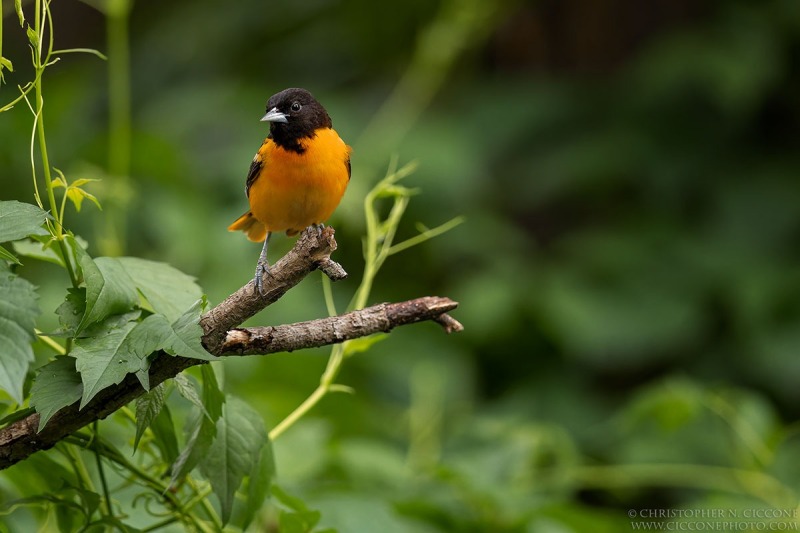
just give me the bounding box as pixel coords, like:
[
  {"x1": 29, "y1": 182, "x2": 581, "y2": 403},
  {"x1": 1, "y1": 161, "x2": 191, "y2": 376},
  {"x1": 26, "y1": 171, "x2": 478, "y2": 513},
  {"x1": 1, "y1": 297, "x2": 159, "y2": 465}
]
[
  {"x1": 311, "y1": 223, "x2": 324, "y2": 237},
  {"x1": 254, "y1": 232, "x2": 272, "y2": 295}
]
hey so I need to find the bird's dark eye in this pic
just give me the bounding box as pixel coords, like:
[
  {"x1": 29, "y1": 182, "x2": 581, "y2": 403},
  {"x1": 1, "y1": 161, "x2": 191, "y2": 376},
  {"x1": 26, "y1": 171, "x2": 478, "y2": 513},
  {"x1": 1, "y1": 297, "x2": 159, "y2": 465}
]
[{"x1": 290, "y1": 101, "x2": 302, "y2": 112}]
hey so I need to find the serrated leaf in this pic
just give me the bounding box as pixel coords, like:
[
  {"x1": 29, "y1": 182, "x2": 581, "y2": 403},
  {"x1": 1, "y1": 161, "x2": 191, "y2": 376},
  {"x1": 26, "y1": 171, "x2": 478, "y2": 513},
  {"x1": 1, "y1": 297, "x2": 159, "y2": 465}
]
[
  {"x1": 0, "y1": 245, "x2": 20, "y2": 265},
  {"x1": 55, "y1": 288, "x2": 86, "y2": 335},
  {"x1": 30, "y1": 356, "x2": 83, "y2": 431},
  {"x1": 116, "y1": 257, "x2": 203, "y2": 322},
  {"x1": 173, "y1": 373, "x2": 209, "y2": 419},
  {"x1": 169, "y1": 365, "x2": 224, "y2": 486},
  {"x1": 200, "y1": 395, "x2": 268, "y2": 525},
  {"x1": 73, "y1": 314, "x2": 170, "y2": 408},
  {"x1": 163, "y1": 300, "x2": 215, "y2": 361},
  {"x1": 0, "y1": 201, "x2": 50, "y2": 243},
  {"x1": 169, "y1": 411, "x2": 215, "y2": 487},
  {"x1": 134, "y1": 383, "x2": 165, "y2": 452},
  {"x1": 80, "y1": 310, "x2": 140, "y2": 339},
  {"x1": 135, "y1": 368, "x2": 150, "y2": 391},
  {"x1": 75, "y1": 252, "x2": 139, "y2": 333},
  {"x1": 0, "y1": 270, "x2": 40, "y2": 403}
]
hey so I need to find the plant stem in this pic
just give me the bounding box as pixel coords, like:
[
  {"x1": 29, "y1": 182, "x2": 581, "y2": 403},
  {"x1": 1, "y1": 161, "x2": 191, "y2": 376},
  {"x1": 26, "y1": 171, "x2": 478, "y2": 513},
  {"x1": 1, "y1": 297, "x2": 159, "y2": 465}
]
[
  {"x1": 269, "y1": 366, "x2": 334, "y2": 441},
  {"x1": 65, "y1": 433, "x2": 210, "y2": 532},
  {"x1": 35, "y1": 329, "x2": 66, "y2": 354},
  {"x1": 31, "y1": 0, "x2": 79, "y2": 287},
  {"x1": 270, "y1": 160, "x2": 452, "y2": 440},
  {"x1": 186, "y1": 477, "x2": 223, "y2": 531},
  {"x1": 140, "y1": 516, "x2": 180, "y2": 533},
  {"x1": 60, "y1": 443, "x2": 98, "y2": 495},
  {"x1": 92, "y1": 422, "x2": 114, "y2": 519},
  {"x1": 100, "y1": 0, "x2": 132, "y2": 256}
]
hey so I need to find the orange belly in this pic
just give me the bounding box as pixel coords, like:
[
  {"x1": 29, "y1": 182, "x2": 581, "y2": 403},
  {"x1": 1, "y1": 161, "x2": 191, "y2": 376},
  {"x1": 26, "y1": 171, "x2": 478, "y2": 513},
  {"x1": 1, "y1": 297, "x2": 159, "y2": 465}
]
[{"x1": 248, "y1": 128, "x2": 350, "y2": 235}]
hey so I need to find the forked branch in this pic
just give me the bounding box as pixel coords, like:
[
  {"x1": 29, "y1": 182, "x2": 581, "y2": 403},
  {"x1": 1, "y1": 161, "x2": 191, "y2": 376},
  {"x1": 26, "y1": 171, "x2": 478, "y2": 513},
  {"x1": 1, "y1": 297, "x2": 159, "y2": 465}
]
[{"x1": 0, "y1": 227, "x2": 461, "y2": 470}]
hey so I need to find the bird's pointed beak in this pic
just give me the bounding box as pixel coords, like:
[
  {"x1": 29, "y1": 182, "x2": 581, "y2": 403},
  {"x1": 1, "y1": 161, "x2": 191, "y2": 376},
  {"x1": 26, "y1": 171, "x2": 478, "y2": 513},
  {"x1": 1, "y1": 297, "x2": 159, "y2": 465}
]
[{"x1": 261, "y1": 107, "x2": 288, "y2": 123}]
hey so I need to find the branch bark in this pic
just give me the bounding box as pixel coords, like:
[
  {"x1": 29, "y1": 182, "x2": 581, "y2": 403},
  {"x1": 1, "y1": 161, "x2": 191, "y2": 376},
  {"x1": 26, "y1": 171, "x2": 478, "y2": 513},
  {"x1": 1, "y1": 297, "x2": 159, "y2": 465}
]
[{"x1": 0, "y1": 227, "x2": 461, "y2": 470}]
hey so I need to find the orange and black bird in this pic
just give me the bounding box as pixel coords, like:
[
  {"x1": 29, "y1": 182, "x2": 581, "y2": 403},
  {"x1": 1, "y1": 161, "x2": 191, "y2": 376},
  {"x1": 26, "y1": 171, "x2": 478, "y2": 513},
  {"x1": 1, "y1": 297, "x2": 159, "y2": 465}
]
[{"x1": 228, "y1": 88, "x2": 351, "y2": 293}]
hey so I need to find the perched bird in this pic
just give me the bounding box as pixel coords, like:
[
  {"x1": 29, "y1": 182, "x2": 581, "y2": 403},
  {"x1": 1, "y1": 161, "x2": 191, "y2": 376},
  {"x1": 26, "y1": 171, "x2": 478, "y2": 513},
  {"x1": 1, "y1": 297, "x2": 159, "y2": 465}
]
[{"x1": 228, "y1": 88, "x2": 351, "y2": 294}]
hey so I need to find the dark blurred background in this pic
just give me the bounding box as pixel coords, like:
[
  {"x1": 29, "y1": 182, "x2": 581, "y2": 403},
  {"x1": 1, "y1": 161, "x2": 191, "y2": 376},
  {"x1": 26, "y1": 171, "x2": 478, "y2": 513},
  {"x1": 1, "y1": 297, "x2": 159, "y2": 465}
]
[{"x1": 3, "y1": 0, "x2": 800, "y2": 530}]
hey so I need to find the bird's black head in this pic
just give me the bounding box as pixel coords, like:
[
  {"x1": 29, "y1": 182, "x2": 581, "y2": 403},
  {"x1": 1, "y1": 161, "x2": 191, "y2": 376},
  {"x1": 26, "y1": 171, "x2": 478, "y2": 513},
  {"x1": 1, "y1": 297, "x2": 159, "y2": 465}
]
[{"x1": 261, "y1": 88, "x2": 332, "y2": 153}]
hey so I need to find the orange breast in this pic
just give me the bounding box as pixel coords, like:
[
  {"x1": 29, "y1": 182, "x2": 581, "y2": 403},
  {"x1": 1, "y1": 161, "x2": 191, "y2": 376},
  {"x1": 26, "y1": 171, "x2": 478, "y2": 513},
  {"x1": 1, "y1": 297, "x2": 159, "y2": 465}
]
[{"x1": 248, "y1": 128, "x2": 351, "y2": 235}]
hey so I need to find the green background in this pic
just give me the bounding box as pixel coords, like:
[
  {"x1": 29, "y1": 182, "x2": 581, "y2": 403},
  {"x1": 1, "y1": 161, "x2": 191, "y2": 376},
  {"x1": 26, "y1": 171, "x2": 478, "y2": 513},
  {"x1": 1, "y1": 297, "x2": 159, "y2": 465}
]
[{"x1": 2, "y1": 0, "x2": 800, "y2": 530}]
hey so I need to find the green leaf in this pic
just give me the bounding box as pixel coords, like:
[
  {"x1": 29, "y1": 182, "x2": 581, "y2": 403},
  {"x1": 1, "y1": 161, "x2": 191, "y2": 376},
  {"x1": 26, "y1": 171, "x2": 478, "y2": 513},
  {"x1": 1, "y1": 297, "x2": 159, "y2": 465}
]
[
  {"x1": 0, "y1": 245, "x2": 20, "y2": 265},
  {"x1": 134, "y1": 383, "x2": 165, "y2": 452},
  {"x1": 343, "y1": 333, "x2": 389, "y2": 357},
  {"x1": 201, "y1": 364, "x2": 225, "y2": 421},
  {"x1": 55, "y1": 288, "x2": 86, "y2": 336},
  {"x1": 67, "y1": 190, "x2": 101, "y2": 214},
  {"x1": 163, "y1": 300, "x2": 215, "y2": 361},
  {"x1": 0, "y1": 270, "x2": 40, "y2": 403},
  {"x1": 169, "y1": 365, "x2": 224, "y2": 486},
  {"x1": 271, "y1": 485, "x2": 323, "y2": 533},
  {"x1": 135, "y1": 368, "x2": 150, "y2": 391},
  {"x1": 54, "y1": 502, "x2": 78, "y2": 533},
  {"x1": 278, "y1": 510, "x2": 323, "y2": 533},
  {"x1": 14, "y1": 0, "x2": 25, "y2": 26},
  {"x1": 73, "y1": 314, "x2": 170, "y2": 408},
  {"x1": 173, "y1": 373, "x2": 209, "y2": 419},
  {"x1": 30, "y1": 356, "x2": 83, "y2": 431},
  {"x1": 150, "y1": 403, "x2": 180, "y2": 465},
  {"x1": 271, "y1": 484, "x2": 314, "y2": 513},
  {"x1": 200, "y1": 395, "x2": 269, "y2": 525},
  {"x1": 241, "y1": 435, "x2": 275, "y2": 531},
  {"x1": 0, "y1": 57, "x2": 13, "y2": 73},
  {"x1": 80, "y1": 310, "x2": 140, "y2": 338},
  {"x1": 0, "y1": 201, "x2": 49, "y2": 243},
  {"x1": 116, "y1": 257, "x2": 203, "y2": 322},
  {"x1": 13, "y1": 239, "x2": 61, "y2": 267},
  {"x1": 170, "y1": 411, "x2": 215, "y2": 487},
  {"x1": 26, "y1": 26, "x2": 38, "y2": 47},
  {"x1": 15, "y1": 233, "x2": 87, "y2": 269},
  {"x1": 76, "y1": 251, "x2": 139, "y2": 333}
]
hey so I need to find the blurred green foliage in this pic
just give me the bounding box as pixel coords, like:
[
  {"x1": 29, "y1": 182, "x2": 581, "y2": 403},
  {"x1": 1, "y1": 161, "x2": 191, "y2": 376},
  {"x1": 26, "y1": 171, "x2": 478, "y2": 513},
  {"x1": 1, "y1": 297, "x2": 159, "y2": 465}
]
[{"x1": 2, "y1": 0, "x2": 800, "y2": 530}]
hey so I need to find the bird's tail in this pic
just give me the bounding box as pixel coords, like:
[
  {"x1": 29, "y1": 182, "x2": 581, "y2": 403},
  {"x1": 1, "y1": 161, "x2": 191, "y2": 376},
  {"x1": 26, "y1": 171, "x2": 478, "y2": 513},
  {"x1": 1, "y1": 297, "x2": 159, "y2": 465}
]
[{"x1": 228, "y1": 211, "x2": 267, "y2": 242}]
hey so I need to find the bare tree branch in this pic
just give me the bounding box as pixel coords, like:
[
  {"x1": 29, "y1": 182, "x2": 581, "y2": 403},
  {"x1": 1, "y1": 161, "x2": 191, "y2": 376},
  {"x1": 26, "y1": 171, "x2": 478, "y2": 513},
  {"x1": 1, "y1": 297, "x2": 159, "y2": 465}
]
[
  {"x1": 0, "y1": 227, "x2": 461, "y2": 470},
  {"x1": 219, "y1": 296, "x2": 461, "y2": 356},
  {"x1": 199, "y1": 226, "x2": 346, "y2": 353}
]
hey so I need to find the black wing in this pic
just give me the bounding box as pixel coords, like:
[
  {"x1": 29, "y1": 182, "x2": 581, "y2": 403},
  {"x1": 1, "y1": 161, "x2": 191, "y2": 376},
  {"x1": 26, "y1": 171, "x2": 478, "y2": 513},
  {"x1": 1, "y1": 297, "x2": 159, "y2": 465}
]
[{"x1": 244, "y1": 142, "x2": 266, "y2": 198}]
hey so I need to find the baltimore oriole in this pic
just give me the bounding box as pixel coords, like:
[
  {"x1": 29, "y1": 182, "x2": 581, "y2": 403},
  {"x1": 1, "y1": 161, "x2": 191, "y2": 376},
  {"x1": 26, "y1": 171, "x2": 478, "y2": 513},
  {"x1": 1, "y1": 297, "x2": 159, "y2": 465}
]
[{"x1": 228, "y1": 88, "x2": 351, "y2": 293}]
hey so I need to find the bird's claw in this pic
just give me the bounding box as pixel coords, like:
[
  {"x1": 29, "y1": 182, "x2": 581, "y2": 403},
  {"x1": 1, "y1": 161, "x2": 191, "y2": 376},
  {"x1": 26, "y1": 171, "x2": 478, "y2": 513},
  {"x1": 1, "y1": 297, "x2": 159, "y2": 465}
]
[{"x1": 254, "y1": 260, "x2": 271, "y2": 296}]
